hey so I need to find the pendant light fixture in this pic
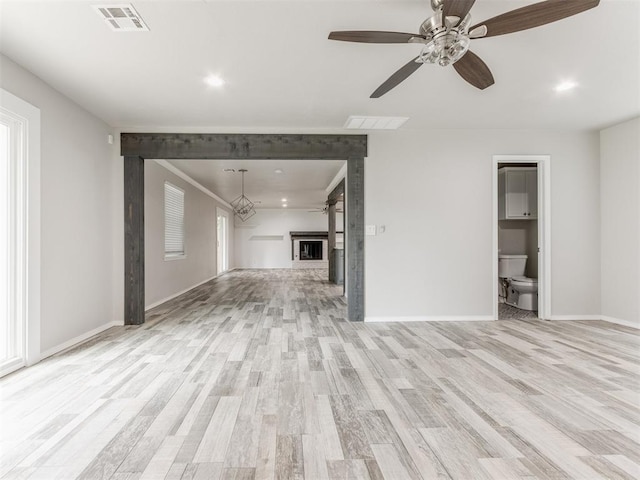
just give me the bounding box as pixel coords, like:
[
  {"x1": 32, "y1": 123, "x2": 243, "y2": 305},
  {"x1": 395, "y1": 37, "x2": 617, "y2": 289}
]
[{"x1": 231, "y1": 169, "x2": 256, "y2": 222}]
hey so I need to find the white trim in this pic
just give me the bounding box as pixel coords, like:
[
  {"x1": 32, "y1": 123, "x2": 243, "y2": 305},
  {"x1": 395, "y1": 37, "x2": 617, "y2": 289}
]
[
  {"x1": 549, "y1": 315, "x2": 603, "y2": 321},
  {"x1": 600, "y1": 316, "x2": 639, "y2": 329},
  {"x1": 325, "y1": 163, "x2": 347, "y2": 194},
  {"x1": 155, "y1": 159, "x2": 232, "y2": 209},
  {"x1": 145, "y1": 274, "x2": 217, "y2": 311},
  {"x1": 492, "y1": 155, "x2": 551, "y2": 321},
  {"x1": 164, "y1": 254, "x2": 186, "y2": 261},
  {"x1": 365, "y1": 315, "x2": 494, "y2": 323},
  {"x1": 40, "y1": 321, "x2": 123, "y2": 360},
  {"x1": 0, "y1": 88, "x2": 41, "y2": 367},
  {"x1": 216, "y1": 207, "x2": 230, "y2": 275},
  {"x1": 0, "y1": 357, "x2": 25, "y2": 378}
]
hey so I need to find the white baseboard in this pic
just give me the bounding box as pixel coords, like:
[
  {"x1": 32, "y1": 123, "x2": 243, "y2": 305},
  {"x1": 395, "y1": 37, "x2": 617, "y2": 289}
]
[
  {"x1": 145, "y1": 274, "x2": 219, "y2": 311},
  {"x1": 601, "y1": 315, "x2": 639, "y2": 329},
  {"x1": 365, "y1": 315, "x2": 494, "y2": 323},
  {"x1": 549, "y1": 315, "x2": 604, "y2": 321},
  {"x1": 40, "y1": 320, "x2": 124, "y2": 360}
]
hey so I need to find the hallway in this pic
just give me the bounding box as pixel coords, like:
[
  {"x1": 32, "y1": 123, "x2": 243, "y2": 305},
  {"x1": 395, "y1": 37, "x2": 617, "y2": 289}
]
[{"x1": 1, "y1": 270, "x2": 638, "y2": 479}]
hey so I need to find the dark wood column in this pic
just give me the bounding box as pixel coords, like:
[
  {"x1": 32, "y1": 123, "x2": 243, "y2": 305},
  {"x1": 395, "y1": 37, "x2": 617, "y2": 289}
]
[
  {"x1": 347, "y1": 157, "x2": 364, "y2": 321},
  {"x1": 124, "y1": 155, "x2": 145, "y2": 325},
  {"x1": 328, "y1": 202, "x2": 336, "y2": 283},
  {"x1": 327, "y1": 178, "x2": 345, "y2": 286}
]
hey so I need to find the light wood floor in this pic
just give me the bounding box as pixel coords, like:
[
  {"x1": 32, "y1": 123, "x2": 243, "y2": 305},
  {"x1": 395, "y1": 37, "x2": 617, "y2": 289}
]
[{"x1": 1, "y1": 269, "x2": 639, "y2": 480}]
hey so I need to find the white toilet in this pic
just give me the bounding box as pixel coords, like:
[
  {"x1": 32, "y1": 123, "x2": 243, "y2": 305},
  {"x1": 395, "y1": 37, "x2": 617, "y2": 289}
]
[{"x1": 498, "y1": 254, "x2": 538, "y2": 311}]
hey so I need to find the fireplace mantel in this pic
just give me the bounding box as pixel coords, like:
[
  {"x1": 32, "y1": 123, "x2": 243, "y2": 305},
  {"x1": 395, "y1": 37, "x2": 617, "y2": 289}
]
[
  {"x1": 289, "y1": 231, "x2": 343, "y2": 238},
  {"x1": 290, "y1": 231, "x2": 328, "y2": 239}
]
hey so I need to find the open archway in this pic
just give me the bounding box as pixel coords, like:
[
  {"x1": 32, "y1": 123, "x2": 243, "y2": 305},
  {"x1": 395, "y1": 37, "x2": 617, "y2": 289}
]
[{"x1": 121, "y1": 133, "x2": 366, "y2": 324}]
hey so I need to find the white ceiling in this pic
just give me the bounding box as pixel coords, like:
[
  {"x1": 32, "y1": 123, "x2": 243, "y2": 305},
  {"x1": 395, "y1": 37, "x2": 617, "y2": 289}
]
[
  {"x1": 0, "y1": 0, "x2": 638, "y2": 208},
  {"x1": 166, "y1": 158, "x2": 345, "y2": 209},
  {"x1": 0, "y1": 0, "x2": 638, "y2": 132}
]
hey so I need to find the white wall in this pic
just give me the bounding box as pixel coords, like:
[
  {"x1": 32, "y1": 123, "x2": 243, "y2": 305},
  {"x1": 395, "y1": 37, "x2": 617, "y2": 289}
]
[
  {"x1": 365, "y1": 129, "x2": 600, "y2": 320},
  {"x1": 0, "y1": 54, "x2": 119, "y2": 354},
  {"x1": 235, "y1": 209, "x2": 336, "y2": 268},
  {"x1": 600, "y1": 117, "x2": 640, "y2": 327},
  {"x1": 145, "y1": 160, "x2": 234, "y2": 308}
]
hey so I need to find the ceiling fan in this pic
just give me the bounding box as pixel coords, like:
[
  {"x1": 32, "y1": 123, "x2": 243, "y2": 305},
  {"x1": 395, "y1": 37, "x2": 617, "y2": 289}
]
[
  {"x1": 328, "y1": 0, "x2": 599, "y2": 97},
  {"x1": 309, "y1": 202, "x2": 344, "y2": 214}
]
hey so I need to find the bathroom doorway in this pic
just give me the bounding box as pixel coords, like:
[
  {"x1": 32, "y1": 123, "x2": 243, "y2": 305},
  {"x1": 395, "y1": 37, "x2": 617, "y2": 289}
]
[{"x1": 492, "y1": 155, "x2": 551, "y2": 320}]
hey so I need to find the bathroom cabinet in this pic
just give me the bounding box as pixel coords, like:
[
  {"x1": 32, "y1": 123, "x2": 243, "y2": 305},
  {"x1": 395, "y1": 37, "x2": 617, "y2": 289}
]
[{"x1": 498, "y1": 167, "x2": 537, "y2": 220}]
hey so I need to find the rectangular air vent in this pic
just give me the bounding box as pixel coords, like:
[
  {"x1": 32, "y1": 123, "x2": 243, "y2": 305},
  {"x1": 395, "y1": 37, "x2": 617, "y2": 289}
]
[
  {"x1": 93, "y1": 4, "x2": 149, "y2": 31},
  {"x1": 344, "y1": 115, "x2": 409, "y2": 130}
]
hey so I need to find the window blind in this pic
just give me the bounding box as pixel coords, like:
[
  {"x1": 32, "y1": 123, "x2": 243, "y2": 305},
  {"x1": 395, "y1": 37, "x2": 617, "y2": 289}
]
[{"x1": 164, "y1": 182, "x2": 184, "y2": 257}]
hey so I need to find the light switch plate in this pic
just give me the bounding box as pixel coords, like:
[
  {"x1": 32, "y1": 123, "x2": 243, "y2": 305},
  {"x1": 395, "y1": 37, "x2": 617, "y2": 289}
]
[{"x1": 366, "y1": 225, "x2": 376, "y2": 236}]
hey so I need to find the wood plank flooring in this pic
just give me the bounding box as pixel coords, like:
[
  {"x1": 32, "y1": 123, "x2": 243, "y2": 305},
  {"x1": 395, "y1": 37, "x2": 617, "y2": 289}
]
[{"x1": 1, "y1": 269, "x2": 639, "y2": 480}]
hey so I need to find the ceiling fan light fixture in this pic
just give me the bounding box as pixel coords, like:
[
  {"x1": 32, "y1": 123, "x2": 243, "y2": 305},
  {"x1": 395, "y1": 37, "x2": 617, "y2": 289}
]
[
  {"x1": 419, "y1": 32, "x2": 470, "y2": 66},
  {"x1": 418, "y1": 11, "x2": 471, "y2": 67}
]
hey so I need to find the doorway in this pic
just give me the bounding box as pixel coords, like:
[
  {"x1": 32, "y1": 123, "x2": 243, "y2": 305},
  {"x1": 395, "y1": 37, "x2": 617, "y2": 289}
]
[
  {"x1": 0, "y1": 89, "x2": 40, "y2": 377},
  {"x1": 492, "y1": 155, "x2": 551, "y2": 320},
  {"x1": 216, "y1": 207, "x2": 229, "y2": 275}
]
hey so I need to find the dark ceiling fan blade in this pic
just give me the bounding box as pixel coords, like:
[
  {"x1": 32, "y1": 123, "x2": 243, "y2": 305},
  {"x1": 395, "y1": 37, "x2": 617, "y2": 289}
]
[
  {"x1": 328, "y1": 31, "x2": 424, "y2": 44},
  {"x1": 470, "y1": 0, "x2": 599, "y2": 38},
  {"x1": 452, "y1": 51, "x2": 494, "y2": 90},
  {"x1": 442, "y1": 0, "x2": 477, "y2": 20},
  {"x1": 370, "y1": 57, "x2": 423, "y2": 98}
]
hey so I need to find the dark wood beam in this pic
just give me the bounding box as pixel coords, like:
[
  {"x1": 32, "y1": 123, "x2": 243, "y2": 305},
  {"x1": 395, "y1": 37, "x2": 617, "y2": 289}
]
[
  {"x1": 124, "y1": 156, "x2": 145, "y2": 325},
  {"x1": 121, "y1": 133, "x2": 367, "y2": 160},
  {"x1": 347, "y1": 157, "x2": 365, "y2": 321},
  {"x1": 120, "y1": 133, "x2": 367, "y2": 324}
]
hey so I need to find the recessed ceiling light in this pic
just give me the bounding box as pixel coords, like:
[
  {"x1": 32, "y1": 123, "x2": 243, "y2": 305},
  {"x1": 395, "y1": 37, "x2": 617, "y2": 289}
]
[
  {"x1": 204, "y1": 74, "x2": 225, "y2": 88},
  {"x1": 274, "y1": 169, "x2": 283, "y2": 174},
  {"x1": 281, "y1": 198, "x2": 287, "y2": 202},
  {"x1": 554, "y1": 81, "x2": 578, "y2": 93},
  {"x1": 283, "y1": 204, "x2": 288, "y2": 208}
]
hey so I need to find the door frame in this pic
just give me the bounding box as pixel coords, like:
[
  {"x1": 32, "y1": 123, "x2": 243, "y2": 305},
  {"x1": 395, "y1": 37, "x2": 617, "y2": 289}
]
[
  {"x1": 216, "y1": 207, "x2": 229, "y2": 275},
  {"x1": 0, "y1": 88, "x2": 41, "y2": 374},
  {"x1": 492, "y1": 154, "x2": 551, "y2": 320}
]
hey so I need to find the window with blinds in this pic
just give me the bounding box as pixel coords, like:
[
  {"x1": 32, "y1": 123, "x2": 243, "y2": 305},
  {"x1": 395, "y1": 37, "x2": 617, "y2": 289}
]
[{"x1": 164, "y1": 182, "x2": 185, "y2": 258}]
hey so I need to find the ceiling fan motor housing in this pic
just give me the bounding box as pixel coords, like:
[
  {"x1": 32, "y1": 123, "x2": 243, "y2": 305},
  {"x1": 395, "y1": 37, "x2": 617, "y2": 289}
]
[{"x1": 417, "y1": 12, "x2": 472, "y2": 66}]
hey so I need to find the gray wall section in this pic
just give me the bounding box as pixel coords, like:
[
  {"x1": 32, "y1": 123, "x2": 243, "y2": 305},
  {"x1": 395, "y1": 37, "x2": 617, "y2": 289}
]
[
  {"x1": 600, "y1": 117, "x2": 640, "y2": 326},
  {"x1": 0, "y1": 53, "x2": 118, "y2": 353},
  {"x1": 365, "y1": 129, "x2": 601, "y2": 319},
  {"x1": 234, "y1": 209, "x2": 329, "y2": 269},
  {"x1": 144, "y1": 160, "x2": 234, "y2": 308}
]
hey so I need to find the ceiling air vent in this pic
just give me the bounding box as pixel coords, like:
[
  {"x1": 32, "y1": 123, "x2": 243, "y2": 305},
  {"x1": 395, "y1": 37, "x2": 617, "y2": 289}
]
[
  {"x1": 93, "y1": 4, "x2": 149, "y2": 31},
  {"x1": 344, "y1": 115, "x2": 409, "y2": 130}
]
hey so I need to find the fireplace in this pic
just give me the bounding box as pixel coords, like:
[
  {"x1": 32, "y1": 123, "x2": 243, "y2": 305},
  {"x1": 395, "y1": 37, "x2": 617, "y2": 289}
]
[{"x1": 300, "y1": 240, "x2": 323, "y2": 260}]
